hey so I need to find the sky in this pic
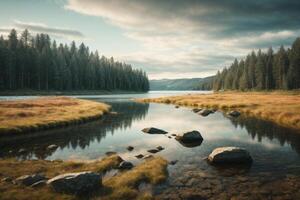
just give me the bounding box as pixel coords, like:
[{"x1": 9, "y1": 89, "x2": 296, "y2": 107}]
[{"x1": 0, "y1": 0, "x2": 300, "y2": 80}]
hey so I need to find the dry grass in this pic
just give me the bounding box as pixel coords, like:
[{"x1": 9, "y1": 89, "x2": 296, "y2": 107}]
[
  {"x1": 0, "y1": 156, "x2": 168, "y2": 200},
  {"x1": 0, "y1": 155, "x2": 122, "y2": 200},
  {"x1": 0, "y1": 97, "x2": 110, "y2": 135},
  {"x1": 138, "y1": 91, "x2": 300, "y2": 131},
  {"x1": 103, "y1": 157, "x2": 168, "y2": 200}
]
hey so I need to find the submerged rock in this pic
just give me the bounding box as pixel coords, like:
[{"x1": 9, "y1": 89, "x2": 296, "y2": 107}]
[
  {"x1": 175, "y1": 105, "x2": 180, "y2": 108},
  {"x1": 157, "y1": 146, "x2": 164, "y2": 151},
  {"x1": 127, "y1": 146, "x2": 134, "y2": 151},
  {"x1": 175, "y1": 131, "x2": 203, "y2": 148},
  {"x1": 142, "y1": 127, "x2": 167, "y2": 134},
  {"x1": 105, "y1": 151, "x2": 117, "y2": 156},
  {"x1": 228, "y1": 110, "x2": 241, "y2": 117},
  {"x1": 16, "y1": 174, "x2": 47, "y2": 186},
  {"x1": 119, "y1": 161, "x2": 134, "y2": 170},
  {"x1": 208, "y1": 147, "x2": 252, "y2": 164},
  {"x1": 192, "y1": 108, "x2": 202, "y2": 113},
  {"x1": 148, "y1": 149, "x2": 159, "y2": 154},
  {"x1": 47, "y1": 171, "x2": 101, "y2": 194},
  {"x1": 199, "y1": 109, "x2": 213, "y2": 116},
  {"x1": 169, "y1": 160, "x2": 178, "y2": 165},
  {"x1": 135, "y1": 154, "x2": 144, "y2": 159}
]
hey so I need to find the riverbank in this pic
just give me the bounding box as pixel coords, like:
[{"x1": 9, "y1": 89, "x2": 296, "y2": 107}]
[
  {"x1": 0, "y1": 89, "x2": 146, "y2": 96},
  {"x1": 0, "y1": 97, "x2": 110, "y2": 135},
  {"x1": 0, "y1": 155, "x2": 168, "y2": 200},
  {"x1": 138, "y1": 91, "x2": 300, "y2": 131}
]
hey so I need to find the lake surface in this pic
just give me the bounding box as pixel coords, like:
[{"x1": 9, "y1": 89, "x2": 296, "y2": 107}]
[{"x1": 1, "y1": 91, "x2": 300, "y2": 199}]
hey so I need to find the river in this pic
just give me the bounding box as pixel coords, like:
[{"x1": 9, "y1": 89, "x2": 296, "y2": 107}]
[{"x1": 1, "y1": 91, "x2": 300, "y2": 199}]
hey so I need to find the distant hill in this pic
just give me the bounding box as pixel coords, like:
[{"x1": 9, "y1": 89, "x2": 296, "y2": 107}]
[{"x1": 150, "y1": 76, "x2": 214, "y2": 90}]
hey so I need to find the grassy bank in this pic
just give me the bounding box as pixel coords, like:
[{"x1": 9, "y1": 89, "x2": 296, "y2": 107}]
[
  {"x1": 0, "y1": 155, "x2": 168, "y2": 200},
  {"x1": 138, "y1": 91, "x2": 300, "y2": 131},
  {"x1": 0, "y1": 97, "x2": 110, "y2": 135}
]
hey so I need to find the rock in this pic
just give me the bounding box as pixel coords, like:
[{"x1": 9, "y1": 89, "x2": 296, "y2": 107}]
[
  {"x1": 142, "y1": 127, "x2": 167, "y2": 134},
  {"x1": 208, "y1": 147, "x2": 252, "y2": 164},
  {"x1": 18, "y1": 148, "x2": 27, "y2": 154},
  {"x1": 1, "y1": 177, "x2": 12, "y2": 183},
  {"x1": 144, "y1": 155, "x2": 153, "y2": 159},
  {"x1": 119, "y1": 161, "x2": 134, "y2": 170},
  {"x1": 171, "y1": 134, "x2": 177, "y2": 136},
  {"x1": 192, "y1": 108, "x2": 202, "y2": 113},
  {"x1": 135, "y1": 154, "x2": 144, "y2": 159},
  {"x1": 47, "y1": 171, "x2": 101, "y2": 194},
  {"x1": 30, "y1": 180, "x2": 47, "y2": 188},
  {"x1": 168, "y1": 136, "x2": 172, "y2": 139},
  {"x1": 105, "y1": 151, "x2": 117, "y2": 156},
  {"x1": 127, "y1": 146, "x2": 134, "y2": 151},
  {"x1": 175, "y1": 131, "x2": 203, "y2": 147},
  {"x1": 175, "y1": 105, "x2": 180, "y2": 108},
  {"x1": 228, "y1": 110, "x2": 241, "y2": 117},
  {"x1": 16, "y1": 174, "x2": 46, "y2": 186},
  {"x1": 199, "y1": 109, "x2": 212, "y2": 116},
  {"x1": 175, "y1": 131, "x2": 203, "y2": 142},
  {"x1": 47, "y1": 144, "x2": 58, "y2": 150},
  {"x1": 148, "y1": 149, "x2": 159, "y2": 154},
  {"x1": 157, "y1": 146, "x2": 164, "y2": 151},
  {"x1": 169, "y1": 160, "x2": 178, "y2": 165}
]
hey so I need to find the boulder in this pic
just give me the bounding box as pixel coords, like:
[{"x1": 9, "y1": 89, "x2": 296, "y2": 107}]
[
  {"x1": 175, "y1": 131, "x2": 203, "y2": 148},
  {"x1": 47, "y1": 171, "x2": 101, "y2": 194},
  {"x1": 47, "y1": 144, "x2": 58, "y2": 150},
  {"x1": 147, "y1": 149, "x2": 159, "y2": 154},
  {"x1": 127, "y1": 146, "x2": 134, "y2": 151},
  {"x1": 142, "y1": 127, "x2": 167, "y2": 134},
  {"x1": 228, "y1": 110, "x2": 241, "y2": 117},
  {"x1": 199, "y1": 109, "x2": 212, "y2": 116},
  {"x1": 119, "y1": 161, "x2": 134, "y2": 170},
  {"x1": 208, "y1": 147, "x2": 252, "y2": 164},
  {"x1": 16, "y1": 174, "x2": 46, "y2": 186}
]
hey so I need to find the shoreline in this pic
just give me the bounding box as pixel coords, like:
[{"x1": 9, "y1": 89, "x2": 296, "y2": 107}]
[
  {"x1": 137, "y1": 91, "x2": 300, "y2": 131},
  {"x1": 0, "y1": 97, "x2": 111, "y2": 136}
]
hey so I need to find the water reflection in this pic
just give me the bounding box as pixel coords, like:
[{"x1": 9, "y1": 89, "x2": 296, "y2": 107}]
[
  {"x1": 226, "y1": 114, "x2": 300, "y2": 154},
  {"x1": 0, "y1": 101, "x2": 149, "y2": 159}
]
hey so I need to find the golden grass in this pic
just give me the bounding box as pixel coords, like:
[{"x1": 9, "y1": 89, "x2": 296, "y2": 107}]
[
  {"x1": 0, "y1": 97, "x2": 110, "y2": 135},
  {"x1": 103, "y1": 157, "x2": 168, "y2": 200},
  {"x1": 138, "y1": 91, "x2": 300, "y2": 131},
  {"x1": 0, "y1": 156, "x2": 168, "y2": 200},
  {"x1": 0, "y1": 155, "x2": 122, "y2": 200}
]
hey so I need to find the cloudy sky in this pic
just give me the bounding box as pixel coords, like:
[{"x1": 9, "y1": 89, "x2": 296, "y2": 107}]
[{"x1": 1, "y1": 0, "x2": 300, "y2": 79}]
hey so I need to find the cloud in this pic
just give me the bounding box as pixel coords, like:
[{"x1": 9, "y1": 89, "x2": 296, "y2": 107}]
[
  {"x1": 14, "y1": 20, "x2": 84, "y2": 39},
  {"x1": 63, "y1": 0, "x2": 300, "y2": 78}
]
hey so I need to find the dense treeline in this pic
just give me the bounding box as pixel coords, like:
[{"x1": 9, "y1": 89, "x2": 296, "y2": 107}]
[
  {"x1": 212, "y1": 38, "x2": 300, "y2": 90},
  {"x1": 0, "y1": 29, "x2": 149, "y2": 91}
]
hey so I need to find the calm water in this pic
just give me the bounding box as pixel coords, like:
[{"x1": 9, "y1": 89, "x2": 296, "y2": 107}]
[{"x1": 1, "y1": 91, "x2": 300, "y2": 198}]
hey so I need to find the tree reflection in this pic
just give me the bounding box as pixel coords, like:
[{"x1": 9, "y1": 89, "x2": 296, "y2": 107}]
[
  {"x1": 226, "y1": 114, "x2": 300, "y2": 154},
  {"x1": 0, "y1": 101, "x2": 149, "y2": 159}
]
